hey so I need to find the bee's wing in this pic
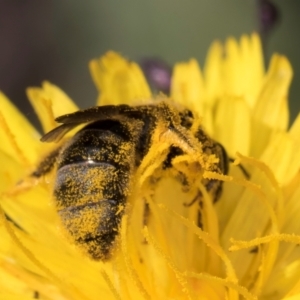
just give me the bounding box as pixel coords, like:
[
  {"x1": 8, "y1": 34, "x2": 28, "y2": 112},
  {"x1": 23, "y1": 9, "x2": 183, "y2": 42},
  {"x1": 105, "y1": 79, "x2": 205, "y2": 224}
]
[
  {"x1": 40, "y1": 123, "x2": 83, "y2": 143},
  {"x1": 55, "y1": 104, "x2": 141, "y2": 124},
  {"x1": 41, "y1": 105, "x2": 145, "y2": 143}
]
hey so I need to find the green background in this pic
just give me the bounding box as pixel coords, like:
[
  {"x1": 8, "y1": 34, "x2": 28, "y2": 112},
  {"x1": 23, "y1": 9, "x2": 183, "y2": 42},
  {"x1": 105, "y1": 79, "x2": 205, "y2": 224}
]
[{"x1": 1, "y1": 1, "x2": 299, "y2": 127}]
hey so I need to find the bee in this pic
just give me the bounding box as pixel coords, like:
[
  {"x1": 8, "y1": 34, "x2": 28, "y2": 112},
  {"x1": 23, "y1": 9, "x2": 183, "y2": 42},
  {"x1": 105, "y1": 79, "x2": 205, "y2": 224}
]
[{"x1": 37, "y1": 100, "x2": 228, "y2": 260}]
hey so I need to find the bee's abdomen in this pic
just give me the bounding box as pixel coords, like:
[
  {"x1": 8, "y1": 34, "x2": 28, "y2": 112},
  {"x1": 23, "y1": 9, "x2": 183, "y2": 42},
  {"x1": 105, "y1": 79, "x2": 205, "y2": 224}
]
[
  {"x1": 57, "y1": 187, "x2": 122, "y2": 260},
  {"x1": 55, "y1": 163, "x2": 127, "y2": 210},
  {"x1": 54, "y1": 123, "x2": 135, "y2": 260}
]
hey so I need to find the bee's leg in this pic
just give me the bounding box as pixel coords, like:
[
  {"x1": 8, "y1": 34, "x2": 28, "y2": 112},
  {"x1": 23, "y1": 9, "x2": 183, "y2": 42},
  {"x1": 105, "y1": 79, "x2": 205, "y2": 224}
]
[
  {"x1": 183, "y1": 191, "x2": 202, "y2": 207},
  {"x1": 4, "y1": 213, "x2": 25, "y2": 232},
  {"x1": 192, "y1": 191, "x2": 204, "y2": 229},
  {"x1": 30, "y1": 146, "x2": 61, "y2": 178},
  {"x1": 197, "y1": 209, "x2": 203, "y2": 229},
  {"x1": 184, "y1": 177, "x2": 224, "y2": 206},
  {"x1": 33, "y1": 291, "x2": 40, "y2": 299},
  {"x1": 143, "y1": 201, "x2": 150, "y2": 227},
  {"x1": 182, "y1": 191, "x2": 204, "y2": 228},
  {"x1": 9, "y1": 146, "x2": 61, "y2": 196},
  {"x1": 229, "y1": 158, "x2": 250, "y2": 179},
  {"x1": 249, "y1": 246, "x2": 259, "y2": 253},
  {"x1": 142, "y1": 200, "x2": 150, "y2": 244}
]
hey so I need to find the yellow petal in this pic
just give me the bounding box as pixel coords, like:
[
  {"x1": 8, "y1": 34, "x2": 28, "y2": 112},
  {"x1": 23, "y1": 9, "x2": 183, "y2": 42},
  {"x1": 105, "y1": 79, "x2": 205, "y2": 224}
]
[
  {"x1": 222, "y1": 34, "x2": 265, "y2": 108},
  {"x1": 0, "y1": 265, "x2": 37, "y2": 300},
  {"x1": 249, "y1": 119, "x2": 272, "y2": 159},
  {"x1": 283, "y1": 256, "x2": 300, "y2": 300},
  {"x1": 253, "y1": 54, "x2": 292, "y2": 130},
  {"x1": 266, "y1": 259, "x2": 300, "y2": 299},
  {"x1": 26, "y1": 81, "x2": 79, "y2": 133},
  {"x1": 259, "y1": 131, "x2": 300, "y2": 185},
  {"x1": 283, "y1": 295, "x2": 300, "y2": 300},
  {"x1": 0, "y1": 152, "x2": 24, "y2": 193},
  {"x1": 171, "y1": 59, "x2": 205, "y2": 114},
  {"x1": 221, "y1": 168, "x2": 277, "y2": 282},
  {"x1": 289, "y1": 112, "x2": 300, "y2": 141},
  {"x1": 0, "y1": 92, "x2": 41, "y2": 165},
  {"x1": 284, "y1": 278, "x2": 300, "y2": 300},
  {"x1": 214, "y1": 96, "x2": 251, "y2": 156},
  {"x1": 223, "y1": 37, "x2": 242, "y2": 96},
  {"x1": 203, "y1": 41, "x2": 223, "y2": 101},
  {"x1": 89, "y1": 51, "x2": 151, "y2": 106},
  {"x1": 239, "y1": 33, "x2": 265, "y2": 108},
  {"x1": 1, "y1": 189, "x2": 112, "y2": 300},
  {"x1": 263, "y1": 186, "x2": 300, "y2": 298}
]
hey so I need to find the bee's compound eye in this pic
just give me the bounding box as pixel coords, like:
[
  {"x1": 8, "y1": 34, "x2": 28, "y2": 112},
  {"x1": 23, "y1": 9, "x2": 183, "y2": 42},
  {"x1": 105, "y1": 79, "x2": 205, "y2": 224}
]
[{"x1": 58, "y1": 199, "x2": 120, "y2": 260}]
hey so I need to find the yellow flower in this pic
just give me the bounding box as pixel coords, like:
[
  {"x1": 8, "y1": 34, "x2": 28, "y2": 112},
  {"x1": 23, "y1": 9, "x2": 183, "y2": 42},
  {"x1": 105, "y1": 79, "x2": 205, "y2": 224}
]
[{"x1": 1, "y1": 33, "x2": 300, "y2": 300}]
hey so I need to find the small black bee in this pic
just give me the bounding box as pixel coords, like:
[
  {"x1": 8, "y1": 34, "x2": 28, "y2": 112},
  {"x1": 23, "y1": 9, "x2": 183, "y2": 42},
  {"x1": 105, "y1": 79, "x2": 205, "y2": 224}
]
[{"x1": 37, "y1": 100, "x2": 228, "y2": 260}]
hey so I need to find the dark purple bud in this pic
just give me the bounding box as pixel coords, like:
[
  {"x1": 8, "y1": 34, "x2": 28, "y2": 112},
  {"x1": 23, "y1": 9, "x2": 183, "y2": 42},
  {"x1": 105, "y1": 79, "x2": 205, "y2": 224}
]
[
  {"x1": 258, "y1": 0, "x2": 279, "y2": 34},
  {"x1": 140, "y1": 58, "x2": 172, "y2": 95}
]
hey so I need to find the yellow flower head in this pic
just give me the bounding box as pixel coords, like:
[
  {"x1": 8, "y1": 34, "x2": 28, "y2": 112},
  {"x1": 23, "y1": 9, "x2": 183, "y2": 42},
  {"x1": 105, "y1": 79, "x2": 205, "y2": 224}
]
[{"x1": 1, "y1": 33, "x2": 300, "y2": 300}]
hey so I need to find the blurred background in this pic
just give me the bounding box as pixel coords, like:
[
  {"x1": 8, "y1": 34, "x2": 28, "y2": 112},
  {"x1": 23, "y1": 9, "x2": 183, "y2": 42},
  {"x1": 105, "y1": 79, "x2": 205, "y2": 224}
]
[{"x1": 1, "y1": 0, "x2": 299, "y2": 130}]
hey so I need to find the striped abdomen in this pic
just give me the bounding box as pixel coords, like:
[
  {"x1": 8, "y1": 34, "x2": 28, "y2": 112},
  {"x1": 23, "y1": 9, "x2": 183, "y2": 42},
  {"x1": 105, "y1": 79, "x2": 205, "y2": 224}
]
[{"x1": 54, "y1": 120, "x2": 137, "y2": 260}]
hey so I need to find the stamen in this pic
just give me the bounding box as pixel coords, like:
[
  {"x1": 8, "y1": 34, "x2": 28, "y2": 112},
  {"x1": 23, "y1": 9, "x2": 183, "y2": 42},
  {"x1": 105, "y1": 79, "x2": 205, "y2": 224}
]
[
  {"x1": 234, "y1": 153, "x2": 285, "y2": 295},
  {"x1": 143, "y1": 226, "x2": 193, "y2": 300},
  {"x1": 197, "y1": 182, "x2": 220, "y2": 274},
  {"x1": 236, "y1": 152, "x2": 284, "y2": 226},
  {"x1": 120, "y1": 215, "x2": 150, "y2": 300},
  {"x1": 155, "y1": 202, "x2": 238, "y2": 283},
  {"x1": 203, "y1": 169, "x2": 280, "y2": 295},
  {"x1": 203, "y1": 170, "x2": 279, "y2": 232},
  {"x1": 100, "y1": 269, "x2": 122, "y2": 300},
  {"x1": 185, "y1": 271, "x2": 257, "y2": 300},
  {"x1": 229, "y1": 233, "x2": 300, "y2": 251}
]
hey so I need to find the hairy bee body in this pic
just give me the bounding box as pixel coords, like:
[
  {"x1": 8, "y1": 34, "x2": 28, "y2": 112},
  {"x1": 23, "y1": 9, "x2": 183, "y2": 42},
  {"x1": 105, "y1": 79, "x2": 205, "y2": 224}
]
[
  {"x1": 54, "y1": 123, "x2": 135, "y2": 259},
  {"x1": 40, "y1": 101, "x2": 228, "y2": 260}
]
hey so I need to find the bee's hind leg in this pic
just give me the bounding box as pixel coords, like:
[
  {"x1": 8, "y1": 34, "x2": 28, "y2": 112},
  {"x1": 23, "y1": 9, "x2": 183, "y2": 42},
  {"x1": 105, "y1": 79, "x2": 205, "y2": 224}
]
[
  {"x1": 182, "y1": 191, "x2": 204, "y2": 229},
  {"x1": 141, "y1": 200, "x2": 150, "y2": 244},
  {"x1": 4, "y1": 147, "x2": 62, "y2": 231},
  {"x1": 31, "y1": 146, "x2": 61, "y2": 178},
  {"x1": 8, "y1": 146, "x2": 61, "y2": 196},
  {"x1": 229, "y1": 157, "x2": 250, "y2": 179}
]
